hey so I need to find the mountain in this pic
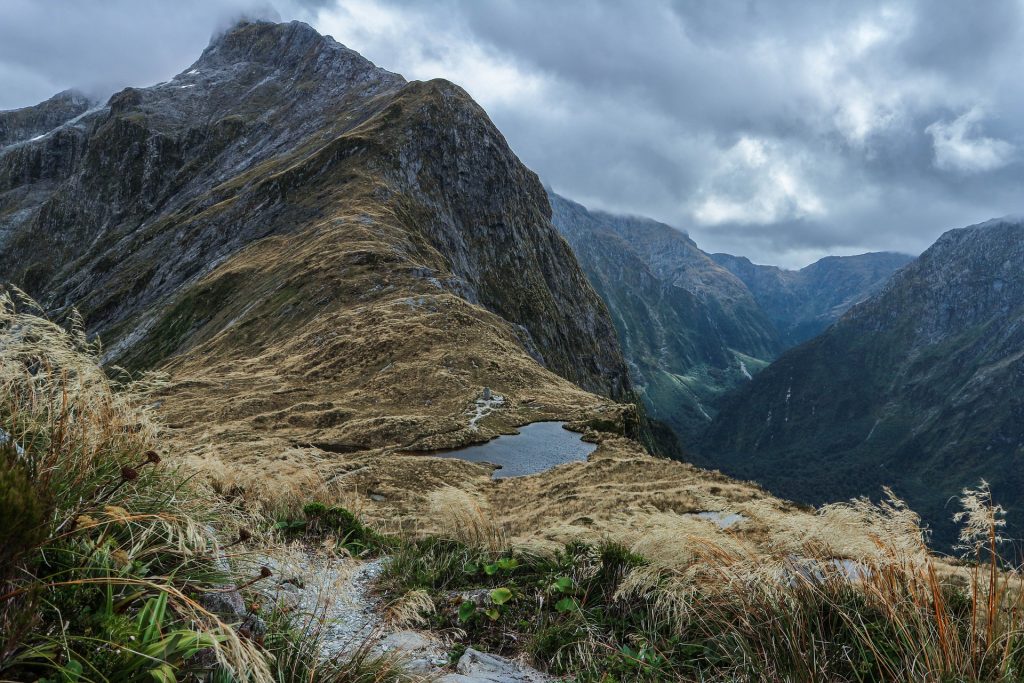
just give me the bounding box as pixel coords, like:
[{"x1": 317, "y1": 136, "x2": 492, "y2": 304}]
[
  {"x1": 701, "y1": 217, "x2": 1024, "y2": 546},
  {"x1": 0, "y1": 19, "x2": 654, "y2": 499},
  {"x1": 548, "y1": 191, "x2": 910, "y2": 447},
  {"x1": 0, "y1": 89, "x2": 93, "y2": 148},
  {"x1": 0, "y1": 20, "x2": 626, "y2": 395},
  {"x1": 549, "y1": 192, "x2": 771, "y2": 439},
  {"x1": 711, "y1": 251, "x2": 914, "y2": 346}
]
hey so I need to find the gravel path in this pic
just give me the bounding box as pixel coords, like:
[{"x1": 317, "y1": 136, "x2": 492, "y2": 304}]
[
  {"x1": 259, "y1": 550, "x2": 386, "y2": 657},
  {"x1": 254, "y1": 547, "x2": 550, "y2": 680}
]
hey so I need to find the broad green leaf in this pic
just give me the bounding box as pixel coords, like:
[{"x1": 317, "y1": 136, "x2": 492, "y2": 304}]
[
  {"x1": 483, "y1": 563, "x2": 498, "y2": 575},
  {"x1": 484, "y1": 607, "x2": 500, "y2": 621},
  {"x1": 64, "y1": 660, "x2": 83, "y2": 681},
  {"x1": 489, "y1": 587, "x2": 513, "y2": 605},
  {"x1": 458, "y1": 600, "x2": 476, "y2": 623},
  {"x1": 552, "y1": 576, "x2": 573, "y2": 593},
  {"x1": 555, "y1": 597, "x2": 578, "y2": 613}
]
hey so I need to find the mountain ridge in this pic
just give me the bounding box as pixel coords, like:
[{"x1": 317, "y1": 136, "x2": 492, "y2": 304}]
[{"x1": 1, "y1": 20, "x2": 628, "y2": 404}]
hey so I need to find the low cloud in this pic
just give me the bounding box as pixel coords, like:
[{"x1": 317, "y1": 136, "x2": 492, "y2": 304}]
[
  {"x1": 693, "y1": 137, "x2": 825, "y2": 226},
  {"x1": 926, "y1": 108, "x2": 1016, "y2": 173}
]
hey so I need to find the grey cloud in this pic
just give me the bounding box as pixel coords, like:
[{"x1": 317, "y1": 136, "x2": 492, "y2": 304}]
[
  {"x1": 373, "y1": 0, "x2": 1024, "y2": 265},
  {"x1": 2, "y1": 0, "x2": 1023, "y2": 267}
]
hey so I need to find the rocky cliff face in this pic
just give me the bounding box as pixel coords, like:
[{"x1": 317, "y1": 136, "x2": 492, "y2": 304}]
[
  {"x1": 0, "y1": 90, "x2": 93, "y2": 148},
  {"x1": 0, "y1": 20, "x2": 630, "y2": 471},
  {"x1": 711, "y1": 251, "x2": 914, "y2": 346},
  {"x1": 701, "y1": 217, "x2": 1024, "y2": 546}
]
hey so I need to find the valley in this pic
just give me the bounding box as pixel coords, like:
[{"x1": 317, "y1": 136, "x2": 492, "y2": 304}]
[{"x1": 548, "y1": 191, "x2": 910, "y2": 446}]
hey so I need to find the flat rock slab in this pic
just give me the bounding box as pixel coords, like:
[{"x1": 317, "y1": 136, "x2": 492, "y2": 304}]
[
  {"x1": 438, "y1": 648, "x2": 551, "y2": 683},
  {"x1": 374, "y1": 630, "x2": 448, "y2": 674}
]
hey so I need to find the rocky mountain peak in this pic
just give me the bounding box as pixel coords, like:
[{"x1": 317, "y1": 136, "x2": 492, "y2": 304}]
[
  {"x1": 0, "y1": 89, "x2": 94, "y2": 148},
  {"x1": 850, "y1": 217, "x2": 1024, "y2": 344},
  {"x1": 196, "y1": 20, "x2": 401, "y2": 88}
]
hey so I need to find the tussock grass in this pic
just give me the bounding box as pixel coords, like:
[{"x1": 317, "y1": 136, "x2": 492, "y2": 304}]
[
  {"x1": 382, "y1": 478, "x2": 1024, "y2": 682},
  {"x1": 426, "y1": 486, "x2": 506, "y2": 553},
  {"x1": 0, "y1": 291, "x2": 412, "y2": 682}
]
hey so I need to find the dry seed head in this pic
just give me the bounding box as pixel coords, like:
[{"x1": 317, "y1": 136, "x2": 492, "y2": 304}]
[
  {"x1": 953, "y1": 479, "x2": 1007, "y2": 554},
  {"x1": 103, "y1": 505, "x2": 130, "y2": 521},
  {"x1": 75, "y1": 514, "x2": 98, "y2": 528}
]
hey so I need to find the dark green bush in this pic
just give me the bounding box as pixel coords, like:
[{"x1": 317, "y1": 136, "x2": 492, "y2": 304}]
[
  {"x1": 0, "y1": 443, "x2": 48, "y2": 581},
  {"x1": 275, "y1": 502, "x2": 395, "y2": 556}
]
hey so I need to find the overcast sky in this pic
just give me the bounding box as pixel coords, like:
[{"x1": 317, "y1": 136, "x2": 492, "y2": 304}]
[{"x1": 3, "y1": 0, "x2": 1023, "y2": 267}]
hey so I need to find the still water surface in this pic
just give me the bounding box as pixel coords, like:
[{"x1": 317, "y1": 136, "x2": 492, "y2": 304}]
[{"x1": 436, "y1": 421, "x2": 596, "y2": 479}]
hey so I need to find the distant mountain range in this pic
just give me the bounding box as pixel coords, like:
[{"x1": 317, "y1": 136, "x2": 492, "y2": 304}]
[
  {"x1": 699, "y1": 217, "x2": 1024, "y2": 547},
  {"x1": 710, "y1": 250, "x2": 914, "y2": 348},
  {"x1": 548, "y1": 192, "x2": 911, "y2": 445}
]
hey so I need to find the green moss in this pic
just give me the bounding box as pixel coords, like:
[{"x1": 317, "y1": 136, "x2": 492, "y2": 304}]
[{"x1": 118, "y1": 273, "x2": 241, "y2": 371}]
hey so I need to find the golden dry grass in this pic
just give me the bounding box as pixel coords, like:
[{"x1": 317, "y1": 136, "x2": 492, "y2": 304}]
[{"x1": 0, "y1": 290, "x2": 274, "y2": 681}]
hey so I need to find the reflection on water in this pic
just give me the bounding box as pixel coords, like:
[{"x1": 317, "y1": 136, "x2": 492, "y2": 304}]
[{"x1": 435, "y1": 421, "x2": 596, "y2": 479}]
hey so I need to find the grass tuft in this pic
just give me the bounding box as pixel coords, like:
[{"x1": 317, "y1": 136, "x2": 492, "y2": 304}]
[{"x1": 379, "y1": 478, "x2": 1024, "y2": 682}]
